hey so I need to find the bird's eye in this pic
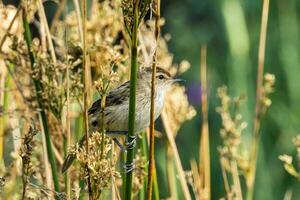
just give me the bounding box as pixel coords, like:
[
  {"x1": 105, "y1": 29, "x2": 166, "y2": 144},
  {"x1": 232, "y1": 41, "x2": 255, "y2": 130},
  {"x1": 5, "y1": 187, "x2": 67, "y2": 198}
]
[{"x1": 158, "y1": 75, "x2": 164, "y2": 80}]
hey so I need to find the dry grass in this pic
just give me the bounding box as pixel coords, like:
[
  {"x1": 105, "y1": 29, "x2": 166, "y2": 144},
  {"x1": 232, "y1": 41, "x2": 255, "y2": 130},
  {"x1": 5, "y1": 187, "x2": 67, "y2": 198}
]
[
  {"x1": 0, "y1": 1, "x2": 195, "y2": 199},
  {"x1": 1, "y1": 0, "x2": 291, "y2": 199}
]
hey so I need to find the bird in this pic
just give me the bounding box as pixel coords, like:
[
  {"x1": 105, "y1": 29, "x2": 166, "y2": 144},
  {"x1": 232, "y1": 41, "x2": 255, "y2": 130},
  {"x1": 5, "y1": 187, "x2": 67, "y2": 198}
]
[{"x1": 61, "y1": 67, "x2": 184, "y2": 173}]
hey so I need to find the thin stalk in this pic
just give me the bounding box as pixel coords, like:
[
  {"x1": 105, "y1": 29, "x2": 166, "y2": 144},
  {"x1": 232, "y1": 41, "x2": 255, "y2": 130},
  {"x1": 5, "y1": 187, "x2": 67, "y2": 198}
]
[
  {"x1": 161, "y1": 111, "x2": 192, "y2": 200},
  {"x1": 100, "y1": 95, "x2": 106, "y2": 160},
  {"x1": 37, "y1": 0, "x2": 57, "y2": 64},
  {"x1": 22, "y1": 9, "x2": 60, "y2": 194},
  {"x1": 65, "y1": 46, "x2": 71, "y2": 199},
  {"x1": 111, "y1": 144, "x2": 116, "y2": 200},
  {"x1": 124, "y1": 0, "x2": 140, "y2": 199},
  {"x1": 63, "y1": 137, "x2": 69, "y2": 198},
  {"x1": 50, "y1": 0, "x2": 67, "y2": 33},
  {"x1": 247, "y1": 0, "x2": 270, "y2": 199},
  {"x1": 98, "y1": 94, "x2": 106, "y2": 198},
  {"x1": 64, "y1": 4, "x2": 71, "y2": 198},
  {"x1": 0, "y1": 5, "x2": 21, "y2": 52},
  {"x1": 37, "y1": 5, "x2": 47, "y2": 55},
  {"x1": 21, "y1": 134, "x2": 29, "y2": 200},
  {"x1": 121, "y1": 152, "x2": 126, "y2": 197},
  {"x1": 81, "y1": 0, "x2": 93, "y2": 199},
  {"x1": 142, "y1": 131, "x2": 159, "y2": 200},
  {"x1": 111, "y1": 154, "x2": 122, "y2": 200},
  {"x1": 152, "y1": 165, "x2": 159, "y2": 200},
  {"x1": 231, "y1": 161, "x2": 243, "y2": 200},
  {"x1": 51, "y1": 141, "x2": 63, "y2": 164},
  {"x1": 0, "y1": 66, "x2": 7, "y2": 161},
  {"x1": 220, "y1": 158, "x2": 232, "y2": 200},
  {"x1": 40, "y1": 113, "x2": 55, "y2": 198},
  {"x1": 190, "y1": 160, "x2": 201, "y2": 199},
  {"x1": 73, "y1": 0, "x2": 84, "y2": 44},
  {"x1": 139, "y1": 135, "x2": 147, "y2": 200},
  {"x1": 146, "y1": 0, "x2": 160, "y2": 199},
  {"x1": 166, "y1": 144, "x2": 178, "y2": 200},
  {"x1": 139, "y1": 133, "x2": 149, "y2": 200},
  {"x1": 139, "y1": 180, "x2": 146, "y2": 199},
  {"x1": 199, "y1": 45, "x2": 210, "y2": 199}
]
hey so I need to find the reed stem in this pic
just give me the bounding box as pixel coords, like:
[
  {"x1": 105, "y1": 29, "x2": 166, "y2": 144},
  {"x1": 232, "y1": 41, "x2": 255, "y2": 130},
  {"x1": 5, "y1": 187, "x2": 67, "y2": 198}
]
[
  {"x1": 81, "y1": 0, "x2": 93, "y2": 199},
  {"x1": 124, "y1": 0, "x2": 140, "y2": 199},
  {"x1": 22, "y1": 9, "x2": 60, "y2": 194},
  {"x1": 146, "y1": 0, "x2": 160, "y2": 199},
  {"x1": 247, "y1": 0, "x2": 270, "y2": 199},
  {"x1": 199, "y1": 45, "x2": 211, "y2": 200},
  {"x1": 161, "y1": 111, "x2": 191, "y2": 200}
]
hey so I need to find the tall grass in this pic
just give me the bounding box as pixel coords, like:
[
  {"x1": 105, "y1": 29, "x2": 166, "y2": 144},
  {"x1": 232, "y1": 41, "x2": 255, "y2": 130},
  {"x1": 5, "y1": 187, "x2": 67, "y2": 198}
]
[
  {"x1": 247, "y1": 0, "x2": 270, "y2": 199},
  {"x1": 81, "y1": 0, "x2": 93, "y2": 198},
  {"x1": 123, "y1": 0, "x2": 141, "y2": 198},
  {"x1": 1, "y1": 0, "x2": 297, "y2": 199},
  {"x1": 146, "y1": 0, "x2": 160, "y2": 199},
  {"x1": 198, "y1": 44, "x2": 210, "y2": 199},
  {"x1": 22, "y1": 8, "x2": 60, "y2": 194}
]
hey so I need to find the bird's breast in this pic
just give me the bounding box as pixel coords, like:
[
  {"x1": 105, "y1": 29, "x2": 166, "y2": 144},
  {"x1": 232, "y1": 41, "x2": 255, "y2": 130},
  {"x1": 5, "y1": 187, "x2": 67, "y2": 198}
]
[{"x1": 89, "y1": 90, "x2": 166, "y2": 134}]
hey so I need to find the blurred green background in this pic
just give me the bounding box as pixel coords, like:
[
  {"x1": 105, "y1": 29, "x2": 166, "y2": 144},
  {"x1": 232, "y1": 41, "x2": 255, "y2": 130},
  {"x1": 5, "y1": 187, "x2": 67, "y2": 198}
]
[{"x1": 159, "y1": 0, "x2": 300, "y2": 199}]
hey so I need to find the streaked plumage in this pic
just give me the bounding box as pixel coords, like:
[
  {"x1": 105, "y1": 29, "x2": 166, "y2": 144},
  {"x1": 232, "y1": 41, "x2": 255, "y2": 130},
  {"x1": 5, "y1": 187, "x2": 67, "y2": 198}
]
[{"x1": 62, "y1": 67, "x2": 181, "y2": 173}]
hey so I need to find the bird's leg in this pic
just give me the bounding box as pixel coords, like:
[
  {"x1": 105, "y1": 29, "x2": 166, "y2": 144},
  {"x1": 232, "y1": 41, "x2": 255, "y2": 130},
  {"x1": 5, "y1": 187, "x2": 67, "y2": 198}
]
[
  {"x1": 125, "y1": 135, "x2": 137, "y2": 150},
  {"x1": 109, "y1": 131, "x2": 137, "y2": 173},
  {"x1": 108, "y1": 131, "x2": 128, "y2": 152},
  {"x1": 123, "y1": 134, "x2": 137, "y2": 173},
  {"x1": 112, "y1": 138, "x2": 127, "y2": 152}
]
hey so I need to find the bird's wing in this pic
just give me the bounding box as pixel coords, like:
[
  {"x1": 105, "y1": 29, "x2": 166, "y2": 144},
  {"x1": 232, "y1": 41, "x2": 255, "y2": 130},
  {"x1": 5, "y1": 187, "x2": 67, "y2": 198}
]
[{"x1": 88, "y1": 81, "x2": 130, "y2": 115}]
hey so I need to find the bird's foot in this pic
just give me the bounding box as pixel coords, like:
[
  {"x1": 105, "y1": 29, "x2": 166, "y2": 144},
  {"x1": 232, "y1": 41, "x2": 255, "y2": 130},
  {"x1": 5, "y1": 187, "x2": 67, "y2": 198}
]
[{"x1": 125, "y1": 135, "x2": 137, "y2": 150}]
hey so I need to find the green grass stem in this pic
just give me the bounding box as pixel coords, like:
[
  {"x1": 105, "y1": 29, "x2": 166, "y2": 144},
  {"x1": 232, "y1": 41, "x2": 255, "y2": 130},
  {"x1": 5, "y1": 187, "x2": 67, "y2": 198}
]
[
  {"x1": 22, "y1": 9, "x2": 60, "y2": 194},
  {"x1": 124, "y1": 1, "x2": 140, "y2": 199}
]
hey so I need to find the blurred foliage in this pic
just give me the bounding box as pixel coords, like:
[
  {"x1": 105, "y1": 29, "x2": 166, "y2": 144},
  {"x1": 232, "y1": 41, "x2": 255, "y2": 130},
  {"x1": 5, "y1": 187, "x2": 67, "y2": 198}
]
[{"x1": 161, "y1": 0, "x2": 300, "y2": 199}]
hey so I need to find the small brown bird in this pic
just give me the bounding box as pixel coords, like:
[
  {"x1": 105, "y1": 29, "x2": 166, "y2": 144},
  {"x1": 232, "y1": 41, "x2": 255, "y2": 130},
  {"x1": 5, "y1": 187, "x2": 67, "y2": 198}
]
[{"x1": 62, "y1": 67, "x2": 183, "y2": 173}]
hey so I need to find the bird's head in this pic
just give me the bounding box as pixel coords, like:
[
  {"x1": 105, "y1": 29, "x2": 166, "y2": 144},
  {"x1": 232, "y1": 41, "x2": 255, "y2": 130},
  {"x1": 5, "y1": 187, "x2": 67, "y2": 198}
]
[{"x1": 138, "y1": 67, "x2": 185, "y2": 91}]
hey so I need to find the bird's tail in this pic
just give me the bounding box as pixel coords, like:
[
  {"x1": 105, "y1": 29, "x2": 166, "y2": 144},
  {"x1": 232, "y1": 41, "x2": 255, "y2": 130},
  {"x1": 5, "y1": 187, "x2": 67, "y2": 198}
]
[
  {"x1": 61, "y1": 131, "x2": 127, "y2": 173},
  {"x1": 62, "y1": 153, "x2": 76, "y2": 173},
  {"x1": 62, "y1": 136, "x2": 85, "y2": 173}
]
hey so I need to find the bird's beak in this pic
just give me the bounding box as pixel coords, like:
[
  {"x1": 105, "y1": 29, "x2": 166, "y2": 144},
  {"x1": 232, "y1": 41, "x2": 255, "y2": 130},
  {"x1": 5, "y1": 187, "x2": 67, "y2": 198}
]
[{"x1": 172, "y1": 78, "x2": 186, "y2": 83}]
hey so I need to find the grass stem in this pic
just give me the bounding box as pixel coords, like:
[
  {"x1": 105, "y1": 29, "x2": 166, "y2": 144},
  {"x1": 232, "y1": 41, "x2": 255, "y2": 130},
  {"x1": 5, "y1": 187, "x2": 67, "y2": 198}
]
[
  {"x1": 161, "y1": 111, "x2": 191, "y2": 200},
  {"x1": 166, "y1": 144, "x2": 178, "y2": 200},
  {"x1": 0, "y1": 5, "x2": 21, "y2": 52},
  {"x1": 124, "y1": 0, "x2": 140, "y2": 199},
  {"x1": 22, "y1": 8, "x2": 60, "y2": 194},
  {"x1": 81, "y1": 0, "x2": 93, "y2": 199},
  {"x1": 199, "y1": 45, "x2": 211, "y2": 200},
  {"x1": 0, "y1": 66, "x2": 7, "y2": 162},
  {"x1": 50, "y1": 0, "x2": 67, "y2": 33},
  {"x1": 247, "y1": 0, "x2": 270, "y2": 199},
  {"x1": 65, "y1": 42, "x2": 71, "y2": 200},
  {"x1": 37, "y1": 0, "x2": 57, "y2": 64},
  {"x1": 146, "y1": 0, "x2": 160, "y2": 199}
]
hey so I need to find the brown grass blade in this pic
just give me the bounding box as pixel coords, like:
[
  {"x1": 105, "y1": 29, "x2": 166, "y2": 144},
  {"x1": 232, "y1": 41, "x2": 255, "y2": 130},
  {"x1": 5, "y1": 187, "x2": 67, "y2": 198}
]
[
  {"x1": 147, "y1": 0, "x2": 161, "y2": 199},
  {"x1": 162, "y1": 111, "x2": 192, "y2": 200},
  {"x1": 247, "y1": 0, "x2": 270, "y2": 198},
  {"x1": 199, "y1": 44, "x2": 211, "y2": 200},
  {"x1": 37, "y1": 0, "x2": 57, "y2": 64}
]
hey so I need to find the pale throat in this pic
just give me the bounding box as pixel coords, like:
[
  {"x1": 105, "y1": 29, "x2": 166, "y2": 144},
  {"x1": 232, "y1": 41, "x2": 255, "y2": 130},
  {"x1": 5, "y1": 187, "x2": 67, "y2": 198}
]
[{"x1": 154, "y1": 85, "x2": 167, "y2": 113}]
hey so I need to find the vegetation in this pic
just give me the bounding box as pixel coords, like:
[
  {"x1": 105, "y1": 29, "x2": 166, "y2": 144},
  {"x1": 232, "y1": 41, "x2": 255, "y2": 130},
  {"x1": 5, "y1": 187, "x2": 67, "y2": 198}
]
[{"x1": 0, "y1": 0, "x2": 299, "y2": 199}]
